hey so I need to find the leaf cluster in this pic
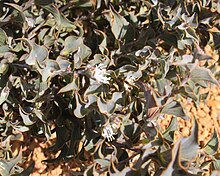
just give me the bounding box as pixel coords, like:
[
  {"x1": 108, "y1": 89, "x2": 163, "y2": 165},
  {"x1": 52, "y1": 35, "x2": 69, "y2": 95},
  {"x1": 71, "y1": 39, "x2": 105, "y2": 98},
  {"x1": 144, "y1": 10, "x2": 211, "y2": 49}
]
[{"x1": 0, "y1": 0, "x2": 220, "y2": 175}]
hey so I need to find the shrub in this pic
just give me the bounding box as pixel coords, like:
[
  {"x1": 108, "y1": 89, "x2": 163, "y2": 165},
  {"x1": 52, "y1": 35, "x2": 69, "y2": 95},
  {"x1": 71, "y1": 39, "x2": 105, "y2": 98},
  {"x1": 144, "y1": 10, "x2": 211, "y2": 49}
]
[{"x1": 0, "y1": 0, "x2": 220, "y2": 175}]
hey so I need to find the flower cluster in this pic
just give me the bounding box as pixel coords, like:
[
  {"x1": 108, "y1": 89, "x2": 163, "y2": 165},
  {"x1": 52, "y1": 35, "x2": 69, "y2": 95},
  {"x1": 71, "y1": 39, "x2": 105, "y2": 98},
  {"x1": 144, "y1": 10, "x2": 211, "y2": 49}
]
[{"x1": 93, "y1": 65, "x2": 111, "y2": 84}]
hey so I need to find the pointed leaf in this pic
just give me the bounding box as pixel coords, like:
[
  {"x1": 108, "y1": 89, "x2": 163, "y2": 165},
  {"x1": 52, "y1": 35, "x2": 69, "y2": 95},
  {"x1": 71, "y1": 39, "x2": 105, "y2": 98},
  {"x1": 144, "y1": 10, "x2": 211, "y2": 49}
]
[
  {"x1": 172, "y1": 55, "x2": 194, "y2": 66},
  {"x1": 12, "y1": 125, "x2": 29, "y2": 132},
  {"x1": 95, "y1": 159, "x2": 110, "y2": 168},
  {"x1": 40, "y1": 60, "x2": 60, "y2": 82},
  {"x1": 213, "y1": 32, "x2": 220, "y2": 50},
  {"x1": 0, "y1": 86, "x2": 10, "y2": 105},
  {"x1": 0, "y1": 149, "x2": 22, "y2": 176},
  {"x1": 73, "y1": 44, "x2": 91, "y2": 69},
  {"x1": 85, "y1": 95, "x2": 97, "y2": 108},
  {"x1": 111, "y1": 91, "x2": 125, "y2": 104},
  {"x1": 190, "y1": 66, "x2": 219, "y2": 85},
  {"x1": 161, "y1": 99, "x2": 188, "y2": 120},
  {"x1": 94, "y1": 29, "x2": 108, "y2": 55},
  {"x1": 163, "y1": 117, "x2": 178, "y2": 143},
  {"x1": 0, "y1": 28, "x2": 7, "y2": 46},
  {"x1": 85, "y1": 83, "x2": 108, "y2": 95},
  {"x1": 48, "y1": 126, "x2": 69, "y2": 152},
  {"x1": 45, "y1": 144, "x2": 68, "y2": 163},
  {"x1": 74, "y1": 92, "x2": 88, "y2": 118},
  {"x1": 181, "y1": 118, "x2": 199, "y2": 161},
  {"x1": 16, "y1": 162, "x2": 35, "y2": 176},
  {"x1": 97, "y1": 97, "x2": 115, "y2": 114},
  {"x1": 61, "y1": 36, "x2": 83, "y2": 56},
  {"x1": 19, "y1": 105, "x2": 36, "y2": 126},
  {"x1": 34, "y1": 109, "x2": 46, "y2": 123},
  {"x1": 105, "y1": 6, "x2": 129, "y2": 40},
  {"x1": 42, "y1": 4, "x2": 76, "y2": 30},
  {"x1": 203, "y1": 129, "x2": 219, "y2": 155},
  {"x1": 212, "y1": 159, "x2": 220, "y2": 171},
  {"x1": 66, "y1": 121, "x2": 82, "y2": 159},
  {"x1": 156, "y1": 78, "x2": 172, "y2": 96},
  {"x1": 161, "y1": 140, "x2": 197, "y2": 176},
  {"x1": 58, "y1": 78, "x2": 79, "y2": 93},
  {"x1": 25, "y1": 42, "x2": 48, "y2": 66},
  {"x1": 141, "y1": 140, "x2": 160, "y2": 160},
  {"x1": 77, "y1": 44, "x2": 92, "y2": 62},
  {"x1": 56, "y1": 58, "x2": 71, "y2": 71},
  {"x1": 161, "y1": 141, "x2": 181, "y2": 176}
]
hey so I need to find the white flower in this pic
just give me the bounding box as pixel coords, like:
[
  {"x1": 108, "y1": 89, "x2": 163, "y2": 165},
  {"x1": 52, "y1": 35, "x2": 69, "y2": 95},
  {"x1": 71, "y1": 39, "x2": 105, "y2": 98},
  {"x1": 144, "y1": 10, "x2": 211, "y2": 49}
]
[
  {"x1": 93, "y1": 65, "x2": 111, "y2": 84},
  {"x1": 102, "y1": 125, "x2": 115, "y2": 141}
]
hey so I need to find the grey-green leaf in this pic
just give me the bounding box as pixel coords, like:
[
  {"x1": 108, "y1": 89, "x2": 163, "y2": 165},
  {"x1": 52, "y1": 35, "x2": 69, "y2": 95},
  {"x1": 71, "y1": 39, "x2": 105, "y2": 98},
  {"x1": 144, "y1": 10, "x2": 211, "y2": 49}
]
[
  {"x1": 42, "y1": 4, "x2": 76, "y2": 30},
  {"x1": 0, "y1": 86, "x2": 10, "y2": 105},
  {"x1": 19, "y1": 105, "x2": 36, "y2": 126},
  {"x1": 161, "y1": 99, "x2": 188, "y2": 120},
  {"x1": 0, "y1": 28, "x2": 7, "y2": 46},
  {"x1": 0, "y1": 149, "x2": 22, "y2": 176},
  {"x1": 190, "y1": 66, "x2": 219, "y2": 85},
  {"x1": 25, "y1": 42, "x2": 48, "y2": 66},
  {"x1": 40, "y1": 60, "x2": 60, "y2": 82},
  {"x1": 163, "y1": 117, "x2": 178, "y2": 143},
  {"x1": 97, "y1": 96, "x2": 115, "y2": 114},
  {"x1": 161, "y1": 140, "x2": 197, "y2": 176},
  {"x1": 85, "y1": 83, "x2": 108, "y2": 95},
  {"x1": 58, "y1": 78, "x2": 79, "y2": 93},
  {"x1": 181, "y1": 118, "x2": 199, "y2": 161},
  {"x1": 16, "y1": 162, "x2": 35, "y2": 176},
  {"x1": 111, "y1": 91, "x2": 125, "y2": 104},
  {"x1": 61, "y1": 36, "x2": 83, "y2": 56},
  {"x1": 212, "y1": 159, "x2": 220, "y2": 172},
  {"x1": 105, "y1": 6, "x2": 129, "y2": 40},
  {"x1": 203, "y1": 128, "x2": 219, "y2": 155},
  {"x1": 74, "y1": 92, "x2": 88, "y2": 118}
]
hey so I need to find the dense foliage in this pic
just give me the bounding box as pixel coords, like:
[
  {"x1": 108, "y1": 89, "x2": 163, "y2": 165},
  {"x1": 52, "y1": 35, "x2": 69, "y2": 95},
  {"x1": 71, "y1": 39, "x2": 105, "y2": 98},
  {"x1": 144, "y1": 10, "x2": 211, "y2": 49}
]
[{"x1": 0, "y1": 0, "x2": 220, "y2": 175}]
